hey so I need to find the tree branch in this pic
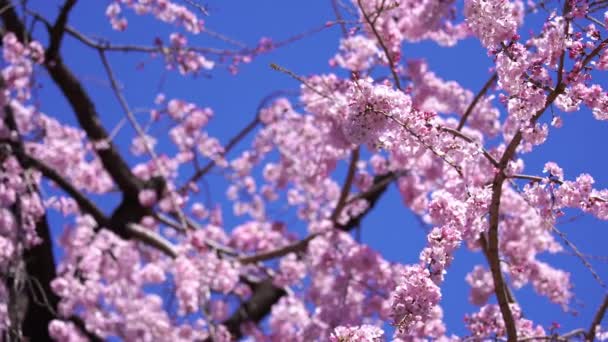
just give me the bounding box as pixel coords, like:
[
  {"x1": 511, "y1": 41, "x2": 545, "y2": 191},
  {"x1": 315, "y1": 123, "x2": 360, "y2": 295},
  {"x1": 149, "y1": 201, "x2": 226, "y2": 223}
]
[
  {"x1": 220, "y1": 278, "x2": 287, "y2": 341},
  {"x1": 487, "y1": 172, "x2": 518, "y2": 342},
  {"x1": 221, "y1": 170, "x2": 397, "y2": 337},
  {"x1": 587, "y1": 294, "x2": 608, "y2": 341},
  {"x1": 457, "y1": 73, "x2": 497, "y2": 131},
  {"x1": 478, "y1": 28, "x2": 606, "y2": 340},
  {"x1": 0, "y1": 0, "x2": 144, "y2": 196},
  {"x1": 46, "y1": 0, "x2": 77, "y2": 59},
  {"x1": 180, "y1": 116, "x2": 259, "y2": 193},
  {"x1": 98, "y1": 49, "x2": 188, "y2": 228},
  {"x1": 2, "y1": 105, "x2": 177, "y2": 260},
  {"x1": 179, "y1": 90, "x2": 295, "y2": 193},
  {"x1": 238, "y1": 233, "x2": 320, "y2": 264},
  {"x1": 330, "y1": 147, "x2": 360, "y2": 222},
  {"x1": 11, "y1": 145, "x2": 108, "y2": 226},
  {"x1": 356, "y1": 0, "x2": 402, "y2": 90},
  {"x1": 125, "y1": 223, "x2": 178, "y2": 258},
  {"x1": 0, "y1": 93, "x2": 100, "y2": 341}
]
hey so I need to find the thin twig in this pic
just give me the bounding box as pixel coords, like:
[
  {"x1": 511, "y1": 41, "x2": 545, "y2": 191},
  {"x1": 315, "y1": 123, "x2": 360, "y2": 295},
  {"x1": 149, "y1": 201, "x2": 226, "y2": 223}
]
[
  {"x1": 457, "y1": 73, "x2": 497, "y2": 131},
  {"x1": 179, "y1": 89, "x2": 297, "y2": 193},
  {"x1": 180, "y1": 115, "x2": 259, "y2": 192},
  {"x1": 552, "y1": 226, "x2": 607, "y2": 289},
  {"x1": 331, "y1": 0, "x2": 348, "y2": 37},
  {"x1": 181, "y1": 0, "x2": 209, "y2": 16},
  {"x1": 270, "y1": 63, "x2": 332, "y2": 99},
  {"x1": 383, "y1": 114, "x2": 463, "y2": 176},
  {"x1": 509, "y1": 174, "x2": 608, "y2": 203},
  {"x1": 440, "y1": 126, "x2": 500, "y2": 168},
  {"x1": 356, "y1": 0, "x2": 402, "y2": 90},
  {"x1": 155, "y1": 213, "x2": 239, "y2": 256},
  {"x1": 98, "y1": 50, "x2": 188, "y2": 229},
  {"x1": 586, "y1": 15, "x2": 607, "y2": 28}
]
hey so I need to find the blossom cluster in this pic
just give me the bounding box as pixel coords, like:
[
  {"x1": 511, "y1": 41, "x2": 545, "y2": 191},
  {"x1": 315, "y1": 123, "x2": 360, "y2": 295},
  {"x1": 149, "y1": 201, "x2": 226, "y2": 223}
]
[{"x1": 106, "y1": 0, "x2": 203, "y2": 33}]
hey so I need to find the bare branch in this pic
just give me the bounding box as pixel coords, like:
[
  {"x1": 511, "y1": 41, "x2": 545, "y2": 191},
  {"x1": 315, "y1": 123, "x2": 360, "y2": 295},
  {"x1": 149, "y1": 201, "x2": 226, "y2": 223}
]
[
  {"x1": 98, "y1": 49, "x2": 188, "y2": 228},
  {"x1": 156, "y1": 213, "x2": 239, "y2": 257},
  {"x1": 270, "y1": 63, "x2": 332, "y2": 99},
  {"x1": 552, "y1": 226, "x2": 607, "y2": 289},
  {"x1": 331, "y1": 0, "x2": 349, "y2": 37},
  {"x1": 219, "y1": 278, "x2": 287, "y2": 341}
]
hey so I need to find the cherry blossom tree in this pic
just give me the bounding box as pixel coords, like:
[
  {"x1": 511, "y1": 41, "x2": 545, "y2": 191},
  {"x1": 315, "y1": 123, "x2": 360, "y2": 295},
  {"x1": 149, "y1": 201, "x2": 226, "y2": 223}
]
[{"x1": 0, "y1": 0, "x2": 607, "y2": 341}]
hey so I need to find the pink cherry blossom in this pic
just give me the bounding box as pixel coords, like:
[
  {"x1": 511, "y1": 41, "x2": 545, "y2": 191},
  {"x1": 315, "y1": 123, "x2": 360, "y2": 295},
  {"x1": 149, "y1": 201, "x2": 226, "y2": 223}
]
[{"x1": 1, "y1": 2, "x2": 607, "y2": 341}]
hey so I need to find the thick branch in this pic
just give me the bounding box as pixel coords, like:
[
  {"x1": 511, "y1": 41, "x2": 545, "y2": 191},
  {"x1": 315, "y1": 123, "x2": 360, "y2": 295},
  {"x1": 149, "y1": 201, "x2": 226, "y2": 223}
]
[
  {"x1": 126, "y1": 223, "x2": 178, "y2": 258},
  {"x1": 45, "y1": 58, "x2": 143, "y2": 195},
  {"x1": 46, "y1": 0, "x2": 77, "y2": 59},
  {"x1": 1, "y1": 97, "x2": 100, "y2": 340},
  {"x1": 330, "y1": 148, "x2": 360, "y2": 222},
  {"x1": 479, "y1": 29, "x2": 605, "y2": 340},
  {"x1": 487, "y1": 173, "x2": 518, "y2": 341},
  {"x1": 335, "y1": 171, "x2": 396, "y2": 230},
  {"x1": 0, "y1": 0, "x2": 144, "y2": 196},
  {"x1": 221, "y1": 279, "x2": 287, "y2": 340},
  {"x1": 13, "y1": 147, "x2": 108, "y2": 225}
]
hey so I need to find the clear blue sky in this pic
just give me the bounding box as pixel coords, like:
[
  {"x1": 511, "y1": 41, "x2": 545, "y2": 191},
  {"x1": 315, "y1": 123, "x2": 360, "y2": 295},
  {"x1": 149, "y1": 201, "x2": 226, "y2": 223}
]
[{"x1": 29, "y1": 1, "x2": 608, "y2": 338}]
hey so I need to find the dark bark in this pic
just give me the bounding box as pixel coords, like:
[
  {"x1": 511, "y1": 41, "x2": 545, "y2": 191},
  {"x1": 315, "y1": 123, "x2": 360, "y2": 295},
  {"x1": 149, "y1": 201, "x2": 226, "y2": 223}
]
[
  {"x1": 222, "y1": 279, "x2": 287, "y2": 340},
  {"x1": 0, "y1": 2, "x2": 151, "y2": 338}
]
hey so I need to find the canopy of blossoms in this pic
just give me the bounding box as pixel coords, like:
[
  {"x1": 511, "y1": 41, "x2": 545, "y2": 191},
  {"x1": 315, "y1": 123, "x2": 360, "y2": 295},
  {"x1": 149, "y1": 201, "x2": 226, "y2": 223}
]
[{"x1": 0, "y1": 0, "x2": 607, "y2": 341}]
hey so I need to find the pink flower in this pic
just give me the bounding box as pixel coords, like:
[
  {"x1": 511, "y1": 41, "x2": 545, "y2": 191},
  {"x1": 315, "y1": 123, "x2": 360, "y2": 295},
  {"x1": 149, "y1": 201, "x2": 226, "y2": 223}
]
[
  {"x1": 138, "y1": 189, "x2": 158, "y2": 207},
  {"x1": 330, "y1": 324, "x2": 384, "y2": 341},
  {"x1": 464, "y1": 0, "x2": 523, "y2": 48}
]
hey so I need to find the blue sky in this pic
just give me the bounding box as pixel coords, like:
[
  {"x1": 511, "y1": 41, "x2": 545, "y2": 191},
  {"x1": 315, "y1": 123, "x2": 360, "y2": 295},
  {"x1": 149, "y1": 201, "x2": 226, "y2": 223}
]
[{"x1": 28, "y1": 0, "x2": 608, "y2": 338}]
